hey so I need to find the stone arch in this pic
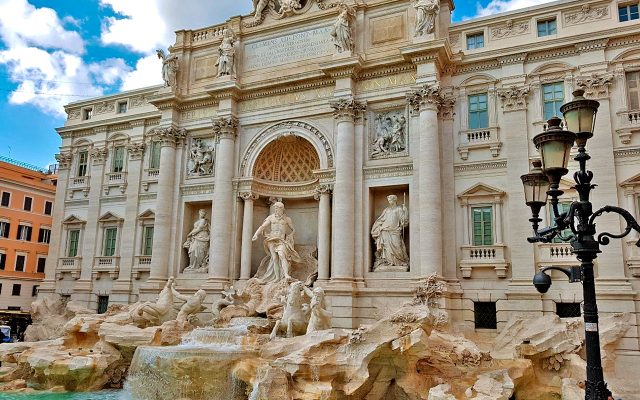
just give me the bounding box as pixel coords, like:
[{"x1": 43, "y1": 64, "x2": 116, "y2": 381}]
[
  {"x1": 240, "y1": 120, "x2": 333, "y2": 177},
  {"x1": 253, "y1": 136, "x2": 320, "y2": 183},
  {"x1": 460, "y1": 73, "x2": 498, "y2": 87},
  {"x1": 529, "y1": 61, "x2": 576, "y2": 76}
]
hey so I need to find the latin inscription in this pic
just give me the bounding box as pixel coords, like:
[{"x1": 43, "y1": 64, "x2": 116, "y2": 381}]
[
  {"x1": 194, "y1": 56, "x2": 217, "y2": 80},
  {"x1": 357, "y1": 72, "x2": 417, "y2": 93},
  {"x1": 181, "y1": 108, "x2": 217, "y2": 121},
  {"x1": 239, "y1": 87, "x2": 334, "y2": 112},
  {"x1": 372, "y1": 14, "x2": 405, "y2": 44},
  {"x1": 244, "y1": 26, "x2": 334, "y2": 71}
]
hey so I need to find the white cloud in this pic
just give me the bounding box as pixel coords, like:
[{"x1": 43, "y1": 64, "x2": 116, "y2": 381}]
[
  {"x1": 120, "y1": 54, "x2": 163, "y2": 91},
  {"x1": 475, "y1": 0, "x2": 558, "y2": 17}
]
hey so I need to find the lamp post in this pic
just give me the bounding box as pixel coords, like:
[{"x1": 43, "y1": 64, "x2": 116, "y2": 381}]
[{"x1": 520, "y1": 90, "x2": 640, "y2": 400}]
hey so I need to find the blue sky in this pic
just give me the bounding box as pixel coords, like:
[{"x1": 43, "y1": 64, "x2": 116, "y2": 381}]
[{"x1": 0, "y1": 0, "x2": 555, "y2": 168}]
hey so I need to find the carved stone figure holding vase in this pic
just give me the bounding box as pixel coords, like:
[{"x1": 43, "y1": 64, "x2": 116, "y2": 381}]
[
  {"x1": 371, "y1": 195, "x2": 410, "y2": 271},
  {"x1": 414, "y1": 0, "x2": 440, "y2": 36},
  {"x1": 183, "y1": 209, "x2": 210, "y2": 272}
]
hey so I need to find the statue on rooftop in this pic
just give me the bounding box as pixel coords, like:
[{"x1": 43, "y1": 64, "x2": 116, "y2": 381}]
[
  {"x1": 156, "y1": 48, "x2": 179, "y2": 88},
  {"x1": 414, "y1": 0, "x2": 440, "y2": 36}
]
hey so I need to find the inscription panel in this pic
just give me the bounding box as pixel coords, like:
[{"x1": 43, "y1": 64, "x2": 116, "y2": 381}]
[
  {"x1": 193, "y1": 56, "x2": 217, "y2": 81},
  {"x1": 244, "y1": 26, "x2": 334, "y2": 71},
  {"x1": 239, "y1": 87, "x2": 334, "y2": 112},
  {"x1": 371, "y1": 14, "x2": 406, "y2": 44},
  {"x1": 357, "y1": 72, "x2": 417, "y2": 93}
]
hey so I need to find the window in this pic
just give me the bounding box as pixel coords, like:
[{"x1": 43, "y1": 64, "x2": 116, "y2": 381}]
[
  {"x1": 0, "y1": 253, "x2": 5, "y2": 270},
  {"x1": 77, "y1": 151, "x2": 89, "y2": 177},
  {"x1": 149, "y1": 141, "x2": 161, "y2": 170},
  {"x1": 7, "y1": 306, "x2": 20, "y2": 311},
  {"x1": 32, "y1": 286, "x2": 39, "y2": 297},
  {"x1": 556, "y1": 302, "x2": 581, "y2": 318},
  {"x1": 15, "y1": 255, "x2": 25, "y2": 272},
  {"x1": 117, "y1": 101, "x2": 128, "y2": 114},
  {"x1": 0, "y1": 221, "x2": 10, "y2": 238},
  {"x1": 468, "y1": 94, "x2": 489, "y2": 129},
  {"x1": 474, "y1": 302, "x2": 497, "y2": 329},
  {"x1": 112, "y1": 146, "x2": 125, "y2": 173},
  {"x1": 11, "y1": 284, "x2": 21, "y2": 296},
  {"x1": 537, "y1": 19, "x2": 557, "y2": 37},
  {"x1": 467, "y1": 32, "x2": 484, "y2": 50},
  {"x1": 97, "y1": 296, "x2": 109, "y2": 314},
  {"x1": 619, "y1": 3, "x2": 639, "y2": 22},
  {"x1": 0, "y1": 283, "x2": 2, "y2": 294},
  {"x1": 103, "y1": 227, "x2": 117, "y2": 257},
  {"x1": 543, "y1": 82, "x2": 565, "y2": 120},
  {"x1": 472, "y1": 206, "x2": 493, "y2": 246},
  {"x1": 23, "y1": 196, "x2": 32, "y2": 211},
  {"x1": 38, "y1": 228, "x2": 51, "y2": 244},
  {"x1": 67, "y1": 229, "x2": 80, "y2": 257},
  {"x1": 143, "y1": 226, "x2": 154, "y2": 256},
  {"x1": 1, "y1": 192, "x2": 10, "y2": 207},
  {"x1": 17, "y1": 224, "x2": 32, "y2": 241},
  {"x1": 551, "y1": 202, "x2": 572, "y2": 243},
  {"x1": 36, "y1": 257, "x2": 46, "y2": 273},
  {"x1": 626, "y1": 71, "x2": 640, "y2": 110},
  {"x1": 44, "y1": 201, "x2": 53, "y2": 216},
  {"x1": 83, "y1": 108, "x2": 93, "y2": 120}
]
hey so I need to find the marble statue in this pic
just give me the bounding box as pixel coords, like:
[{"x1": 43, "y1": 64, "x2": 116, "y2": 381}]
[
  {"x1": 279, "y1": 0, "x2": 302, "y2": 14},
  {"x1": 156, "y1": 48, "x2": 179, "y2": 88},
  {"x1": 187, "y1": 139, "x2": 214, "y2": 176},
  {"x1": 172, "y1": 288, "x2": 207, "y2": 323},
  {"x1": 305, "y1": 287, "x2": 332, "y2": 333},
  {"x1": 212, "y1": 286, "x2": 237, "y2": 316},
  {"x1": 183, "y1": 209, "x2": 210, "y2": 272},
  {"x1": 371, "y1": 112, "x2": 407, "y2": 158},
  {"x1": 216, "y1": 28, "x2": 237, "y2": 78},
  {"x1": 270, "y1": 281, "x2": 310, "y2": 338},
  {"x1": 252, "y1": 0, "x2": 269, "y2": 21},
  {"x1": 330, "y1": 3, "x2": 354, "y2": 53},
  {"x1": 252, "y1": 201, "x2": 302, "y2": 282},
  {"x1": 414, "y1": 0, "x2": 440, "y2": 36},
  {"x1": 135, "y1": 277, "x2": 177, "y2": 325},
  {"x1": 371, "y1": 195, "x2": 410, "y2": 271}
]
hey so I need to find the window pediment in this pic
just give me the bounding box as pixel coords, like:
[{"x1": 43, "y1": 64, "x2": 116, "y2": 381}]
[
  {"x1": 137, "y1": 209, "x2": 156, "y2": 220},
  {"x1": 621, "y1": 172, "x2": 640, "y2": 187},
  {"x1": 458, "y1": 183, "x2": 505, "y2": 203},
  {"x1": 98, "y1": 212, "x2": 123, "y2": 223},
  {"x1": 62, "y1": 215, "x2": 86, "y2": 225}
]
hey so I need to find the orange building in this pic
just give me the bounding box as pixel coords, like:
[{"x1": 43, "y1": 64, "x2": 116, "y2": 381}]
[{"x1": 0, "y1": 157, "x2": 57, "y2": 318}]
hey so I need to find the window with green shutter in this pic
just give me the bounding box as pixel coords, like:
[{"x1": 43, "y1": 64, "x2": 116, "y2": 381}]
[
  {"x1": 543, "y1": 82, "x2": 564, "y2": 120},
  {"x1": 143, "y1": 226, "x2": 154, "y2": 256},
  {"x1": 149, "y1": 141, "x2": 161, "y2": 169},
  {"x1": 551, "y1": 202, "x2": 573, "y2": 243},
  {"x1": 103, "y1": 228, "x2": 117, "y2": 257},
  {"x1": 68, "y1": 230, "x2": 80, "y2": 257},
  {"x1": 77, "y1": 151, "x2": 88, "y2": 177},
  {"x1": 627, "y1": 71, "x2": 640, "y2": 111},
  {"x1": 468, "y1": 94, "x2": 488, "y2": 129},
  {"x1": 112, "y1": 146, "x2": 125, "y2": 173},
  {"x1": 472, "y1": 206, "x2": 493, "y2": 246}
]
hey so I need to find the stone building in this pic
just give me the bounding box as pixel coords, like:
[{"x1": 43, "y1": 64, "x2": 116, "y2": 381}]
[{"x1": 41, "y1": 0, "x2": 640, "y2": 373}]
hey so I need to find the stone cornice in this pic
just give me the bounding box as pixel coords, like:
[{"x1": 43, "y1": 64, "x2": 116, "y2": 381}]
[
  {"x1": 241, "y1": 78, "x2": 335, "y2": 101},
  {"x1": 205, "y1": 80, "x2": 242, "y2": 101},
  {"x1": 454, "y1": 160, "x2": 507, "y2": 173},
  {"x1": 363, "y1": 163, "x2": 413, "y2": 179},
  {"x1": 614, "y1": 147, "x2": 640, "y2": 159},
  {"x1": 146, "y1": 90, "x2": 183, "y2": 110},
  {"x1": 400, "y1": 39, "x2": 453, "y2": 71},
  {"x1": 320, "y1": 55, "x2": 364, "y2": 79},
  {"x1": 57, "y1": 112, "x2": 161, "y2": 139}
]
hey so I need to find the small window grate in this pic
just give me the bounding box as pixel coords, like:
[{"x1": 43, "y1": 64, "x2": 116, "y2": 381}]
[
  {"x1": 474, "y1": 301, "x2": 497, "y2": 329},
  {"x1": 97, "y1": 296, "x2": 109, "y2": 314},
  {"x1": 556, "y1": 302, "x2": 581, "y2": 318}
]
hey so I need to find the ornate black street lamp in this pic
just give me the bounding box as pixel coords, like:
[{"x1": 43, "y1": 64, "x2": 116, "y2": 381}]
[{"x1": 520, "y1": 90, "x2": 640, "y2": 400}]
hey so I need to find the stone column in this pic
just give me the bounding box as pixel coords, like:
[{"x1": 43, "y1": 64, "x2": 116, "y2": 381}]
[
  {"x1": 494, "y1": 198, "x2": 503, "y2": 244},
  {"x1": 329, "y1": 98, "x2": 365, "y2": 282},
  {"x1": 239, "y1": 191, "x2": 258, "y2": 280},
  {"x1": 208, "y1": 116, "x2": 239, "y2": 283},
  {"x1": 315, "y1": 184, "x2": 332, "y2": 281},
  {"x1": 147, "y1": 126, "x2": 185, "y2": 286},
  {"x1": 407, "y1": 84, "x2": 443, "y2": 277}
]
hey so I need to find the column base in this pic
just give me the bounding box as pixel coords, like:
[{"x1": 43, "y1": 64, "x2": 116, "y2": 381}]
[{"x1": 201, "y1": 277, "x2": 231, "y2": 292}]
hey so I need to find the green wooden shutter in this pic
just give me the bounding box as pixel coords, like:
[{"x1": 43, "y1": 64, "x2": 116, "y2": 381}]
[
  {"x1": 68, "y1": 230, "x2": 79, "y2": 257},
  {"x1": 143, "y1": 226, "x2": 154, "y2": 256},
  {"x1": 103, "y1": 228, "x2": 117, "y2": 256}
]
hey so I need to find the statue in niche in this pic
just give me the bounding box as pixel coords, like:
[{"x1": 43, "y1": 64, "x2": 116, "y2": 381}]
[
  {"x1": 414, "y1": 0, "x2": 440, "y2": 36},
  {"x1": 183, "y1": 209, "x2": 210, "y2": 272},
  {"x1": 156, "y1": 48, "x2": 179, "y2": 88},
  {"x1": 371, "y1": 111, "x2": 407, "y2": 158},
  {"x1": 172, "y1": 288, "x2": 207, "y2": 323},
  {"x1": 187, "y1": 139, "x2": 214, "y2": 176},
  {"x1": 371, "y1": 195, "x2": 410, "y2": 271},
  {"x1": 330, "y1": 3, "x2": 355, "y2": 53},
  {"x1": 216, "y1": 28, "x2": 237, "y2": 78},
  {"x1": 252, "y1": 201, "x2": 302, "y2": 282}
]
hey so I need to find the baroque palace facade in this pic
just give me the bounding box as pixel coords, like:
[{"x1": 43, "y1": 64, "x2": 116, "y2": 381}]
[{"x1": 42, "y1": 0, "x2": 640, "y2": 372}]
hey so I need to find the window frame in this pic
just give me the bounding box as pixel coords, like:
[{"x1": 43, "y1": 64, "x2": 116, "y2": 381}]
[
  {"x1": 149, "y1": 140, "x2": 161, "y2": 170},
  {"x1": 474, "y1": 301, "x2": 497, "y2": 329},
  {"x1": 17, "y1": 224, "x2": 32, "y2": 241},
  {"x1": 537, "y1": 18, "x2": 557, "y2": 37},
  {"x1": 97, "y1": 296, "x2": 109, "y2": 314},
  {"x1": 466, "y1": 32, "x2": 485, "y2": 50},
  {"x1": 111, "y1": 145, "x2": 126, "y2": 173},
  {"x1": 619, "y1": 3, "x2": 640, "y2": 22},
  {"x1": 23, "y1": 196, "x2": 32, "y2": 212},
  {"x1": 142, "y1": 225, "x2": 154, "y2": 256},
  {"x1": 82, "y1": 107, "x2": 93, "y2": 120},
  {"x1": 102, "y1": 227, "x2": 118, "y2": 257},
  {"x1": 0, "y1": 220, "x2": 10, "y2": 238},
  {"x1": 44, "y1": 201, "x2": 53, "y2": 216},
  {"x1": 471, "y1": 205, "x2": 494, "y2": 246},
  {"x1": 15, "y1": 253, "x2": 26, "y2": 272},
  {"x1": 32, "y1": 285, "x2": 39, "y2": 297},
  {"x1": 117, "y1": 101, "x2": 128, "y2": 114},
  {"x1": 67, "y1": 229, "x2": 81, "y2": 257},
  {"x1": 36, "y1": 256, "x2": 46, "y2": 274},
  {"x1": 76, "y1": 150, "x2": 89, "y2": 177},
  {"x1": 11, "y1": 284, "x2": 21, "y2": 296},
  {"x1": 38, "y1": 227, "x2": 51, "y2": 244},
  {"x1": 468, "y1": 93, "x2": 489, "y2": 130},
  {"x1": 542, "y1": 81, "x2": 565, "y2": 120},
  {"x1": 1, "y1": 192, "x2": 10, "y2": 207},
  {"x1": 0, "y1": 251, "x2": 6, "y2": 270}
]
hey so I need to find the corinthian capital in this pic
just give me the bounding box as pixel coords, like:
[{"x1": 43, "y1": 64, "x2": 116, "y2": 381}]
[
  {"x1": 212, "y1": 116, "x2": 239, "y2": 140},
  {"x1": 239, "y1": 191, "x2": 259, "y2": 201},
  {"x1": 576, "y1": 72, "x2": 614, "y2": 100},
  {"x1": 497, "y1": 85, "x2": 530, "y2": 112},
  {"x1": 127, "y1": 142, "x2": 146, "y2": 160},
  {"x1": 90, "y1": 147, "x2": 108, "y2": 164},
  {"x1": 55, "y1": 152, "x2": 73, "y2": 170},
  {"x1": 329, "y1": 97, "x2": 367, "y2": 121},
  {"x1": 152, "y1": 126, "x2": 187, "y2": 147},
  {"x1": 406, "y1": 83, "x2": 442, "y2": 114},
  {"x1": 314, "y1": 184, "x2": 333, "y2": 200}
]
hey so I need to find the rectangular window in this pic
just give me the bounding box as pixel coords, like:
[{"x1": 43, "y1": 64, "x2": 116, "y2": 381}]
[
  {"x1": 103, "y1": 227, "x2": 117, "y2": 257},
  {"x1": 83, "y1": 108, "x2": 93, "y2": 120},
  {"x1": 32, "y1": 285, "x2": 39, "y2": 297},
  {"x1": 23, "y1": 196, "x2": 32, "y2": 211},
  {"x1": 474, "y1": 301, "x2": 497, "y2": 329},
  {"x1": 627, "y1": 71, "x2": 640, "y2": 110},
  {"x1": 17, "y1": 225, "x2": 32, "y2": 241},
  {"x1": 37, "y1": 228, "x2": 51, "y2": 244},
  {"x1": 472, "y1": 206, "x2": 493, "y2": 246},
  {"x1": 67, "y1": 229, "x2": 80, "y2": 257},
  {"x1": 97, "y1": 296, "x2": 109, "y2": 314},
  {"x1": 468, "y1": 94, "x2": 489, "y2": 129},
  {"x1": 117, "y1": 101, "x2": 128, "y2": 114},
  {"x1": 537, "y1": 18, "x2": 557, "y2": 37},
  {"x1": 149, "y1": 141, "x2": 161, "y2": 170},
  {"x1": 112, "y1": 146, "x2": 125, "y2": 173},
  {"x1": 552, "y1": 202, "x2": 572, "y2": 243},
  {"x1": 0, "y1": 283, "x2": 2, "y2": 294},
  {"x1": 1, "y1": 192, "x2": 10, "y2": 207},
  {"x1": 466, "y1": 32, "x2": 484, "y2": 50},
  {"x1": 11, "y1": 284, "x2": 21, "y2": 296},
  {"x1": 44, "y1": 201, "x2": 53, "y2": 216},
  {"x1": 619, "y1": 3, "x2": 640, "y2": 22},
  {"x1": 543, "y1": 82, "x2": 565, "y2": 120},
  {"x1": 15, "y1": 255, "x2": 25, "y2": 272},
  {"x1": 77, "y1": 151, "x2": 88, "y2": 177},
  {"x1": 556, "y1": 302, "x2": 581, "y2": 318},
  {"x1": 143, "y1": 226, "x2": 154, "y2": 256},
  {"x1": 36, "y1": 257, "x2": 46, "y2": 273},
  {"x1": 0, "y1": 221, "x2": 10, "y2": 238},
  {"x1": 0, "y1": 253, "x2": 5, "y2": 270},
  {"x1": 7, "y1": 306, "x2": 20, "y2": 311}
]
